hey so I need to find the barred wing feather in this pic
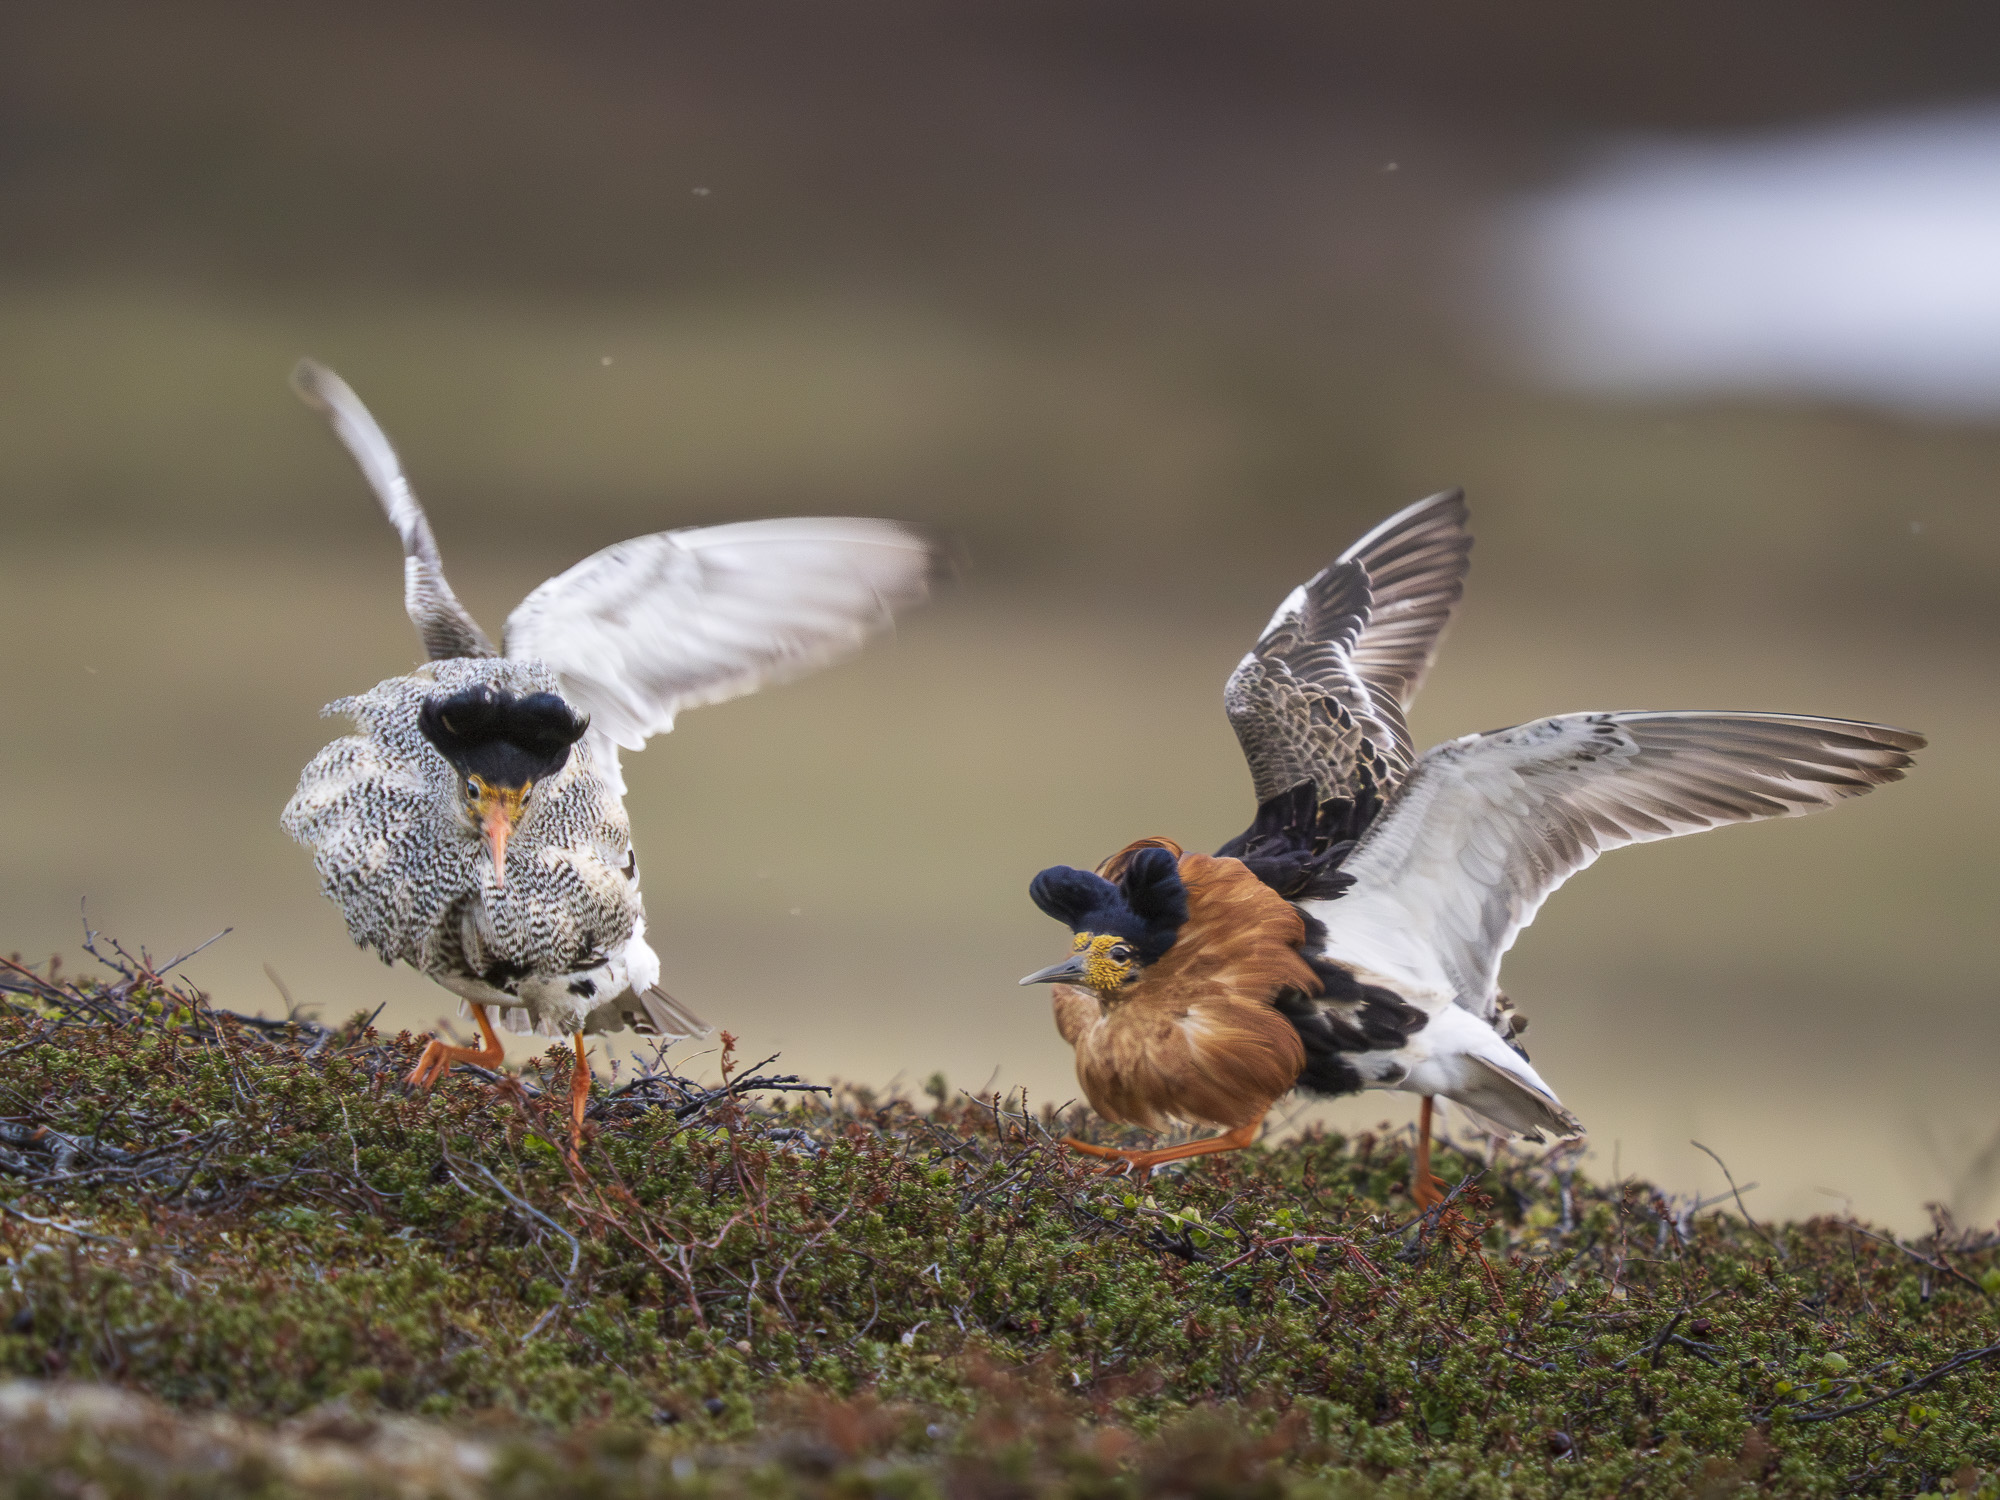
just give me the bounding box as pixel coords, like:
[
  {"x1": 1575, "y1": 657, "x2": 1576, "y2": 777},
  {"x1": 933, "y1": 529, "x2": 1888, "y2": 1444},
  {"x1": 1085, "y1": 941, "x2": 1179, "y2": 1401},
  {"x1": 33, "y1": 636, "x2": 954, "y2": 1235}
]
[
  {"x1": 1224, "y1": 489, "x2": 1470, "y2": 806},
  {"x1": 1341, "y1": 487, "x2": 1473, "y2": 717},
  {"x1": 1310, "y1": 711, "x2": 1923, "y2": 1019},
  {"x1": 292, "y1": 360, "x2": 497, "y2": 661}
]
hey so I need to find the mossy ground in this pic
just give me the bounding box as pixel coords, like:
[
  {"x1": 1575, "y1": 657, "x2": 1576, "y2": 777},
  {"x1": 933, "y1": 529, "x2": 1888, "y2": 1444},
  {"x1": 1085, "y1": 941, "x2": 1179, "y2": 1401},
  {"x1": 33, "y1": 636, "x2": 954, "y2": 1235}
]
[{"x1": 2, "y1": 947, "x2": 1997, "y2": 1498}]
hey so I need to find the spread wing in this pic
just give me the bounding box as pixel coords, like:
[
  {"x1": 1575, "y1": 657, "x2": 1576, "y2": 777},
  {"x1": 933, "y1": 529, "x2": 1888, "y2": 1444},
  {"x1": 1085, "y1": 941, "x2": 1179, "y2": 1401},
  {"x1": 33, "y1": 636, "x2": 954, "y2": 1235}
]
[
  {"x1": 1218, "y1": 491, "x2": 1470, "y2": 895},
  {"x1": 1307, "y1": 711, "x2": 1923, "y2": 1019},
  {"x1": 292, "y1": 360, "x2": 498, "y2": 661},
  {"x1": 1224, "y1": 489, "x2": 1470, "y2": 808},
  {"x1": 503, "y1": 518, "x2": 937, "y2": 786}
]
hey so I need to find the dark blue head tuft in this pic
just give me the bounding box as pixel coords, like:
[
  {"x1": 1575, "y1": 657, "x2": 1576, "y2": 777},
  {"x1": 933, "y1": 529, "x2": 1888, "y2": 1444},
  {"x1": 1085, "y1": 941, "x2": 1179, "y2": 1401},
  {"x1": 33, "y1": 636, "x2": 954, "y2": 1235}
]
[
  {"x1": 419, "y1": 684, "x2": 589, "y2": 788},
  {"x1": 1028, "y1": 845, "x2": 1187, "y2": 965}
]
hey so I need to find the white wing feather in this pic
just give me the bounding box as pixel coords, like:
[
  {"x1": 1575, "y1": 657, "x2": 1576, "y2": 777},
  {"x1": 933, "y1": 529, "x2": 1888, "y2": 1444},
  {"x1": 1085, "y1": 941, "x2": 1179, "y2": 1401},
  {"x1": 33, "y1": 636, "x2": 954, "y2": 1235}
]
[
  {"x1": 502, "y1": 518, "x2": 936, "y2": 786},
  {"x1": 1309, "y1": 711, "x2": 1922, "y2": 1017}
]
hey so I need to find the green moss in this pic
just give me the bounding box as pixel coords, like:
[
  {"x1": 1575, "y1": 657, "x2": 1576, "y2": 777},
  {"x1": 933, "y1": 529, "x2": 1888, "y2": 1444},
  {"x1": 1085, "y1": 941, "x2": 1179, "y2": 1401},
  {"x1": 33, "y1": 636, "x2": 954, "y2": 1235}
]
[{"x1": 2, "y1": 958, "x2": 1998, "y2": 1497}]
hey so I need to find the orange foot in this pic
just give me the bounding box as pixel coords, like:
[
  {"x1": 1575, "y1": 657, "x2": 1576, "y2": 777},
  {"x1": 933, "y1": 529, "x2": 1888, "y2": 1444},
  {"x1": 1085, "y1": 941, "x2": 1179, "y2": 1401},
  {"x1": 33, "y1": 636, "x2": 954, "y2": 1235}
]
[
  {"x1": 1408, "y1": 1096, "x2": 1483, "y2": 1247},
  {"x1": 408, "y1": 1003, "x2": 504, "y2": 1089},
  {"x1": 1061, "y1": 1122, "x2": 1259, "y2": 1181},
  {"x1": 1411, "y1": 1169, "x2": 1453, "y2": 1212}
]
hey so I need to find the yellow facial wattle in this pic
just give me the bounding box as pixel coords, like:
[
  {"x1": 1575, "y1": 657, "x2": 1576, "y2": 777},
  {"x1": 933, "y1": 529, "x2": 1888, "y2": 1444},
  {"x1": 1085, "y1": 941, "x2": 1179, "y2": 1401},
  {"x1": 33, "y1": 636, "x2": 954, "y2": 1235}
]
[
  {"x1": 468, "y1": 776, "x2": 530, "y2": 820},
  {"x1": 1073, "y1": 931, "x2": 1138, "y2": 993}
]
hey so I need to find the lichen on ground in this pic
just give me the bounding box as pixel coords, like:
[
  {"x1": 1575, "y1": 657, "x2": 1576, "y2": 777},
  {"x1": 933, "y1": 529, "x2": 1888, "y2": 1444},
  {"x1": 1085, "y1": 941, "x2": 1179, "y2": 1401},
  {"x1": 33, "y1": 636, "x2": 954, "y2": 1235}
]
[{"x1": 2, "y1": 944, "x2": 1997, "y2": 1498}]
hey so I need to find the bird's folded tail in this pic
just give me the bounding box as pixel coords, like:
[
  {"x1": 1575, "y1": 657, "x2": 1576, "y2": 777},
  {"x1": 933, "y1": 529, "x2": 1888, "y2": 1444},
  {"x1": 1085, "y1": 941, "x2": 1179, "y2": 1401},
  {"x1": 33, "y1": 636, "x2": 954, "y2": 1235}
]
[
  {"x1": 469, "y1": 988, "x2": 712, "y2": 1042},
  {"x1": 632, "y1": 985, "x2": 713, "y2": 1041},
  {"x1": 1450, "y1": 1056, "x2": 1584, "y2": 1142}
]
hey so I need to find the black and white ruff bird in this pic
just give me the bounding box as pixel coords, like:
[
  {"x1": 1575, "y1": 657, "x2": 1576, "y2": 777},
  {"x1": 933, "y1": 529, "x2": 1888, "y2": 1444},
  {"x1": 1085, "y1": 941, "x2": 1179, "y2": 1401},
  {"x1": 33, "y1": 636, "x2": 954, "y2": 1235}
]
[
  {"x1": 282, "y1": 360, "x2": 936, "y2": 1148},
  {"x1": 1022, "y1": 492, "x2": 1922, "y2": 1200}
]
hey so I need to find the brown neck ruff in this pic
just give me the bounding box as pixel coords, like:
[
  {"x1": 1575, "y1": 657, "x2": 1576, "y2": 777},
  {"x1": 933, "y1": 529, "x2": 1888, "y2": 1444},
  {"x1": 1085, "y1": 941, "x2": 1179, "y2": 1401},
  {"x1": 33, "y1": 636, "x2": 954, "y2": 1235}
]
[{"x1": 1053, "y1": 842, "x2": 1315, "y2": 1131}]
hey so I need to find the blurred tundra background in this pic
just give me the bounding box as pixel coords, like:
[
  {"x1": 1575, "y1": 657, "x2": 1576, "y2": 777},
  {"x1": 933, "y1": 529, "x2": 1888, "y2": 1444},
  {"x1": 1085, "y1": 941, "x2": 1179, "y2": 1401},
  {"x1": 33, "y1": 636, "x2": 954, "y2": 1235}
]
[{"x1": 2, "y1": 2, "x2": 1996, "y2": 1230}]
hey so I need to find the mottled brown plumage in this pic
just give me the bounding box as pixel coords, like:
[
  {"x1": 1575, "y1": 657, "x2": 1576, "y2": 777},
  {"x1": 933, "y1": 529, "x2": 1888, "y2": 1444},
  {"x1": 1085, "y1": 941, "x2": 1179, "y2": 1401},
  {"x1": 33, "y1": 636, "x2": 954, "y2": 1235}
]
[{"x1": 1053, "y1": 845, "x2": 1314, "y2": 1133}]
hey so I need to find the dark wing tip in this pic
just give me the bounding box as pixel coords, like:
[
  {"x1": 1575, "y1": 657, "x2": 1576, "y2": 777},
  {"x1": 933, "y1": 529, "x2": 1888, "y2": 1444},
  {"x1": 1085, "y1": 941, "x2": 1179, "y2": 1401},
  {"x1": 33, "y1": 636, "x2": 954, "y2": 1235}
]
[
  {"x1": 1402, "y1": 485, "x2": 1469, "y2": 529},
  {"x1": 290, "y1": 357, "x2": 340, "y2": 413},
  {"x1": 1339, "y1": 487, "x2": 1473, "y2": 574},
  {"x1": 1625, "y1": 711, "x2": 1926, "y2": 769},
  {"x1": 911, "y1": 524, "x2": 969, "y2": 592},
  {"x1": 1814, "y1": 719, "x2": 1925, "y2": 779},
  {"x1": 816, "y1": 517, "x2": 964, "y2": 596},
  {"x1": 1846, "y1": 722, "x2": 1927, "y2": 756}
]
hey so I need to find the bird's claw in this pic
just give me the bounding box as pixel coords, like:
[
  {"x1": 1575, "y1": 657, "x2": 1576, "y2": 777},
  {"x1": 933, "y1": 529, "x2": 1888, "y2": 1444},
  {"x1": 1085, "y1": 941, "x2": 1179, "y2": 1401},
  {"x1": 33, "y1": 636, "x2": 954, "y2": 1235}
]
[
  {"x1": 405, "y1": 1030, "x2": 505, "y2": 1092},
  {"x1": 1410, "y1": 1172, "x2": 1451, "y2": 1213},
  {"x1": 1059, "y1": 1137, "x2": 1161, "y2": 1182},
  {"x1": 407, "y1": 1041, "x2": 449, "y2": 1090},
  {"x1": 1410, "y1": 1175, "x2": 1483, "y2": 1250}
]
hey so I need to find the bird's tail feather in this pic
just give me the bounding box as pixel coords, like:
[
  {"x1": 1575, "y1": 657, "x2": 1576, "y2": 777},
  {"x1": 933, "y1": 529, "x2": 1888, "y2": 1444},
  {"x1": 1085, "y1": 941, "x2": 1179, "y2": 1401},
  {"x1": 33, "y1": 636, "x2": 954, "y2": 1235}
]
[
  {"x1": 633, "y1": 985, "x2": 712, "y2": 1040},
  {"x1": 471, "y1": 1002, "x2": 549, "y2": 1038},
  {"x1": 462, "y1": 991, "x2": 711, "y2": 1042},
  {"x1": 1453, "y1": 1056, "x2": 1584, "y2": 1141}
]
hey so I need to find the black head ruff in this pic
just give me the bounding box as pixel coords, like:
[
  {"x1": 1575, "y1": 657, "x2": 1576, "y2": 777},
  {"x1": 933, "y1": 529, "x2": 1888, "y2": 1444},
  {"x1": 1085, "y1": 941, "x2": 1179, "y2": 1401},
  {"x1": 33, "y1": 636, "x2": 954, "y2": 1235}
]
[
  {"x1": 1027, "y1": 845, "x2": 1188, "y2": 965},
  {"x1": 418, "y1": 684, "x2": 590, "y2": 788}
]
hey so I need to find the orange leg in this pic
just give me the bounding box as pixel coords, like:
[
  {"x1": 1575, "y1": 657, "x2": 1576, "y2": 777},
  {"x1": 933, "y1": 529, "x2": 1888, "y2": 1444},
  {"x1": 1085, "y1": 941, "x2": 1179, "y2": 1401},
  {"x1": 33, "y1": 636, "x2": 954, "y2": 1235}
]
[
  {"x1": 567, "y1": 1033, "x2": 592, "y2": 1153},
  {"x1": 408, "y1": 1003, "x2": 505, "y2": 1089},
  {"x1": 1063, "y1": 1136, "x2": 1147, "y2": 1164},
  {"x1": 1411, "y1": 1096, "x2": 1450, "y2": 1211},
  {"x1": 1062, "y1": 1122, "x2": 1259, "y2": 1181}
]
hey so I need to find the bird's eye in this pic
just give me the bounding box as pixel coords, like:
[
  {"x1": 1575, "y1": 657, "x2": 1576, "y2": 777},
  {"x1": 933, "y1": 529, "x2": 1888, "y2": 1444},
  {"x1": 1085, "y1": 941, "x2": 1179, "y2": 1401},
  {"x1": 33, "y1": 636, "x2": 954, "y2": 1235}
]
[
  {"x1": 465, "y1": 778, "x2": 479, "y2": 799},
  {"x1": 520, "y1": 781, "x2": 533, "y2": 798},
  {"x1": 1109, "y1": 944, "x2": 1133, "y2": 962}
]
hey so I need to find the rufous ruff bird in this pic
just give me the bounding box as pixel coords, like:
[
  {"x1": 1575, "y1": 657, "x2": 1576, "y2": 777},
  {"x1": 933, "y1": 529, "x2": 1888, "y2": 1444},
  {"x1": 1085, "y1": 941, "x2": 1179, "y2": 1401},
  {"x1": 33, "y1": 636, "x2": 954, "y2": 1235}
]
[
  {"x1": 282, "y1": 360, "x2": 936, "y2": 1150},
  {"x1": 1022, "y1": 491, "x2": 1922, "y2": 1202}
]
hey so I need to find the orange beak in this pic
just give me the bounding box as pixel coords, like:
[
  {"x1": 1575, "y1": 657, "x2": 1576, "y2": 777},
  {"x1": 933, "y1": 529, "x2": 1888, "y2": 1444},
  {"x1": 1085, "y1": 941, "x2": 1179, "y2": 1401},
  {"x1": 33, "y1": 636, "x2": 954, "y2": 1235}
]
[
  {"x1": 482, "y1": 805, "x2": 511, "y2": 887},
  {"x1": 467, "y1": 779, "x2": 530, "y2": 887}
]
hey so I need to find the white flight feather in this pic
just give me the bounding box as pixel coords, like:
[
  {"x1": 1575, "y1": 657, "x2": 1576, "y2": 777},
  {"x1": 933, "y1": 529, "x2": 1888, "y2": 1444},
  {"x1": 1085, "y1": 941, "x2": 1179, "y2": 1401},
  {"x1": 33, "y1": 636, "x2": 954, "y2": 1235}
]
[
  {"x1": 1307, "y1": 710, "x2": 1923, "y2": 1022},
  {"x1": 503, "y1": 519, "x2": 935, "y2": 792},
  {"x1": 295, "y1": 360, "x2": 937, "y2": 793}
]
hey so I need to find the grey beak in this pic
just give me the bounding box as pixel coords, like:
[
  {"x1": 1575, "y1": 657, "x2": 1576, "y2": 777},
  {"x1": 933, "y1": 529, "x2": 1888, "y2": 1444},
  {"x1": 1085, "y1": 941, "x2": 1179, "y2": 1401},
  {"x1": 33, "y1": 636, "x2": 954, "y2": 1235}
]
[{"x1": 1019, "y1": 953, "x2": 1089, "y2": 986}]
